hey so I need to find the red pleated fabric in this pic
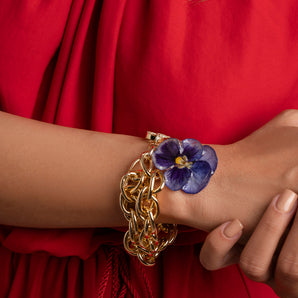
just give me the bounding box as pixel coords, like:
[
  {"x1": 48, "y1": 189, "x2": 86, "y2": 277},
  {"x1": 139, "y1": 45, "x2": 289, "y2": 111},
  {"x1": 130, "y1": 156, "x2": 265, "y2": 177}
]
[{"x1": 1, "y1": 0, "x2": 297, "y2": 297}]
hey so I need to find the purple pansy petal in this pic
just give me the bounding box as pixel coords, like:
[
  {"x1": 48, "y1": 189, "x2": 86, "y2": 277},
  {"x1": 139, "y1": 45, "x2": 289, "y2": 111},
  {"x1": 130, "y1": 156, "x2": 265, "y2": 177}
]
[
  {"x1": 164, "y1": 167, "x2": 191, "y2": 191},
  {"x1": 182, "y1": 161, "x2": 211, "y2": 194},
  {"x1": 200, "y1": 145, "x2": 218, "y2": 173},
  {"x1": 152, "y1": 138, "x2": 182, "y2": 170},
  {"x1": 182, "y1": 139, "x2": 203, "y2": 161}
]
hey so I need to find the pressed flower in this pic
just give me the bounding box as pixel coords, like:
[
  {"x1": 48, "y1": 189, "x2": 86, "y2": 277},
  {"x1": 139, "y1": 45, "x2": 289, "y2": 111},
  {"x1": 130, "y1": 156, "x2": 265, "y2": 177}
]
[{"x1": 152, "y1": 138, "x2": 217, "y2": 194}]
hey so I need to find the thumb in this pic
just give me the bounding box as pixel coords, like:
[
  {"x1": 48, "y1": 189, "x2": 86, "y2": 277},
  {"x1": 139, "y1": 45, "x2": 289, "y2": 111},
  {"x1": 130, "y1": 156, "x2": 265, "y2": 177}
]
[{"x1": 200, "y1": 219, "x2": 244, "y2": 270}]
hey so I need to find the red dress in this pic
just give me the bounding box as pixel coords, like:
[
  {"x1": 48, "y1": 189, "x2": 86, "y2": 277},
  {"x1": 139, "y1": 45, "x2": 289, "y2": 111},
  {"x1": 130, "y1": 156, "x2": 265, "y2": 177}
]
[{"x1": 0, "y1": 0, "x2": 297, "y2": 297}]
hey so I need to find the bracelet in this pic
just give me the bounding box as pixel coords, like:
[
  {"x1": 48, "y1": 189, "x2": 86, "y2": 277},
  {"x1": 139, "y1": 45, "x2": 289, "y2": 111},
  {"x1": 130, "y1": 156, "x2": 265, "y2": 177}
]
[{"x1": 120, "y1": 132, "x2": 217, "y2": 266}]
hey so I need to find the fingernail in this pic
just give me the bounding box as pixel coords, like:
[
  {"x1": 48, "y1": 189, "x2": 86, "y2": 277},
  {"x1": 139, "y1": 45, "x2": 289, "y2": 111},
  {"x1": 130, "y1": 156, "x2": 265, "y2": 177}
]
[
  {"x1": 275, "y1": 189, "x2": 297, "y2": 213},
  {"x1": 223, "y1": 219, "x2": 243, "y2": 239}
]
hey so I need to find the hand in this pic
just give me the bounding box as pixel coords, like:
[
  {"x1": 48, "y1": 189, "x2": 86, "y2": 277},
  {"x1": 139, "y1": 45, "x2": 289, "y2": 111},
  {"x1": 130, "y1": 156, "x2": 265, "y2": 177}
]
[
  {"x1": 199, "y1": 189, "x2": 298, "y2": 298},
  {"x1": 160, "y1": 109, "x2": 298, "y2": 241}
]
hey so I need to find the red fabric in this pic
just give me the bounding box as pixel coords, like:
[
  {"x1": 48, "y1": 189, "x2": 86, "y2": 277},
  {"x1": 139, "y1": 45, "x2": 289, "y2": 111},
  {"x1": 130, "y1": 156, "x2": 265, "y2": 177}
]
[{"x1": 1, "y1": 0, "x2": 297, "y2": 296}]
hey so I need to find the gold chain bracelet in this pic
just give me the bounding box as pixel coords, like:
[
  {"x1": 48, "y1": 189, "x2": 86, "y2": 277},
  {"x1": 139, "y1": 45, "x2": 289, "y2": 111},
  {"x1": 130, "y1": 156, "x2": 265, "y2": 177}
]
[{"x1": 120, "y1": 132, "x2": 178, "y2": 266}]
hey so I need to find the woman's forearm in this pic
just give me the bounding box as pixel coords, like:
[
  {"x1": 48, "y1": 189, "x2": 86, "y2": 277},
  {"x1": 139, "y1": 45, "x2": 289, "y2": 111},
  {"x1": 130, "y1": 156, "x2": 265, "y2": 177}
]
[
  {"x1": 0, "y1": 111, "x2": 148, "y2": 228},
  {"x1": 3, "y1": 109, "x2": 298, "y2": 241}
]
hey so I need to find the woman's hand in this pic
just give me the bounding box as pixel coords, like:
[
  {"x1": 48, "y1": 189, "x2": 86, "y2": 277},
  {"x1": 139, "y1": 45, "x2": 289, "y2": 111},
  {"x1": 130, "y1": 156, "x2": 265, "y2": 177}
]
[
  {"x1": 199, "y1": 189, "x2": 298, "y2": 298},
  {"x1": 160, "y1": 109, "x2": 298, "y2": 241}
]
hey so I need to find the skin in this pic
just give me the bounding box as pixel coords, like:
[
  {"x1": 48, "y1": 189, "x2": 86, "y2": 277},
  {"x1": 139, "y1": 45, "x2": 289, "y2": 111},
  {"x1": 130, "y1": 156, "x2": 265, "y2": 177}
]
[
  {"x1": 199, "y1": 189, "x2": 298, "y2": 298},
  {"x1": 1, "y1": 109, "x2": 298, "y2": 295},
  {"x1": 160, "y1": 109, "x2": 298, "y2": 243},
  {"x1": 0, "y1": 110, "x2": 148, "y2": 227},
  {"x1": 1, "y1": 109, "x2": 298, "y2": 232}
]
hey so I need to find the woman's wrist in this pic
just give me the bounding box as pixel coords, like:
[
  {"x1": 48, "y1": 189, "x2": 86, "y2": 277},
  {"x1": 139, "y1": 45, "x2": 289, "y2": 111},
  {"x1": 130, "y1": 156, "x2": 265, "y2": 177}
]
[
  {"x1": 120, "y1": 133, "x2": 219, "y2": 265},
  {"x1": 157, "y1": 144, "x2": 234, "y2": 232}
]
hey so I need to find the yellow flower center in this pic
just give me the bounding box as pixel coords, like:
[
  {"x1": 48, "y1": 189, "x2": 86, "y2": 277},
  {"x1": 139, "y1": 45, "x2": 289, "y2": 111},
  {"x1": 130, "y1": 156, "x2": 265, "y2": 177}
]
[{"x1": 175, "y1": 155, "x2": 192, "y2": 169}]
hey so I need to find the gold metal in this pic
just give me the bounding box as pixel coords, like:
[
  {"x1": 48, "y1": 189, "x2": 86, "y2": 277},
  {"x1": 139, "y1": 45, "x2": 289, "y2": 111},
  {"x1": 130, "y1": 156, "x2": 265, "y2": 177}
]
[{"x1": 120, "y1": 132, "x2": 177, "y2": 266}]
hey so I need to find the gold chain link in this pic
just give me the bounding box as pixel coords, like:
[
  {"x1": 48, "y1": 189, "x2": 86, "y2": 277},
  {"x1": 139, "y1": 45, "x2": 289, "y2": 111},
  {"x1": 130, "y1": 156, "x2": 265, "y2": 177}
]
[{"x1": 120, "y1": 132, "x2": 178, "y2": 266}]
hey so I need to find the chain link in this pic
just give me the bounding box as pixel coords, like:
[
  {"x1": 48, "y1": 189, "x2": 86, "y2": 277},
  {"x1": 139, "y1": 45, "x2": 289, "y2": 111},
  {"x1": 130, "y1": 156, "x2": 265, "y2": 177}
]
[{"x1": 120, "y1": 133, "x2": 177, "y2": 266}]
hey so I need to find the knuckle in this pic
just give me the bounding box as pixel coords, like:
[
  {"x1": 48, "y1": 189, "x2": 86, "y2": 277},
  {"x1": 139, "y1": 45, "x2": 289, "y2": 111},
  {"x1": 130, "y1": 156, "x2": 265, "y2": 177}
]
[
  {"x1": 276, "y1": 256, "x2": 298, "y2": 284},
  {"x1": 199, "y1": 249, "x2": 218, "y2": 271},
  {"x1": 239, "y1": 256, "x2": 268, "y2": 282},
  {"x1": 199, "y1": 234, "x2": 222, "y2": 271},
  {"x1": 283, "y1": 166, "x2": 298, "y2": 189},
  {"x1": 199, "y1": 254, "x2": 215, "y2": 271},
  {"x1": 261, "y1": 219, "x2": 283, "y2": 235}
]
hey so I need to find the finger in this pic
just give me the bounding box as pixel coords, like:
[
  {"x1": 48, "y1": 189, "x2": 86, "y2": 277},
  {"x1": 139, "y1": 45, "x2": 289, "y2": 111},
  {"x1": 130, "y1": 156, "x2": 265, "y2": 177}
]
[
  {"x1": 239, "y1": 189, "x2": 298, "y2": 282},
  {"x1": 200, "y1": 219, "x2": 243, "y2": 270},
  {"x1": 274, "y1": 210, "x2": 298, "y2": 297}
]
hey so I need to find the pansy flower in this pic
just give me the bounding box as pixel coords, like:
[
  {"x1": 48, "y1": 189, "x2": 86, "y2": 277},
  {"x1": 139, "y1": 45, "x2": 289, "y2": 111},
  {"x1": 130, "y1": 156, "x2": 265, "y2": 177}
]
[{"x1": 152, "y1": 138, "x2": 217, "y2": 194}]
